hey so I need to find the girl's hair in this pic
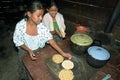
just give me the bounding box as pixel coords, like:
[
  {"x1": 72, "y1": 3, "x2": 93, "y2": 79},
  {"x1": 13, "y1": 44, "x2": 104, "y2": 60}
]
[
  {"x1": 24, "y1": 0, "x2": 44, "y2": 19},
  {"x1": 46, "y1": 0, "x2": 58, "y2": 9}
]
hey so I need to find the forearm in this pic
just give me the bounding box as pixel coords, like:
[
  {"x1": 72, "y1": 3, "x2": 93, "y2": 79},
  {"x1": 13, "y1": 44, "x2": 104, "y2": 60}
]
[
  {"x1": 49, "y1": 39, "x2": 72, "y2": 59},
  {"x1": 49, "y1": 39, "x2": 64, "y2": 55},
  {"x1": 55, "y1": 29, "x2": 62, "y2": 37},
  {"x1": 20, "y1": 44, "x2": 32, "y2": 53}
]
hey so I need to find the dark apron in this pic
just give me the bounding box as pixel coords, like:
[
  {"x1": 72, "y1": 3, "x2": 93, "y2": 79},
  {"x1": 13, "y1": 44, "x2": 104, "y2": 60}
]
[{"x1": 18, "y1": 48, "x2": 41, "y2": 79}]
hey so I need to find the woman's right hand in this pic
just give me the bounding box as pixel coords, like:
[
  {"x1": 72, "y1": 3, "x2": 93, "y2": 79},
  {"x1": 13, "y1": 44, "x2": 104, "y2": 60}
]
[
  {"x1": 28, "y1": 50, "x2": 37, "y2": 61},
  {"x1": 55, "y1": 30, "x2": 62, "y2": 37},
  {"x1": 20, "y1": 45, "x2": 37, "y2": 60}
]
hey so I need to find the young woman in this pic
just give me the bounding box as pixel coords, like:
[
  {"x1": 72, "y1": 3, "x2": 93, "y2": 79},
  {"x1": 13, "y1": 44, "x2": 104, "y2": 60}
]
[
  {"x1": 13, "y1": 0, "x2": 72, "y2": 79},
  {"x1": 42, "y1": 1, "x2": 66, "y2": 42}
]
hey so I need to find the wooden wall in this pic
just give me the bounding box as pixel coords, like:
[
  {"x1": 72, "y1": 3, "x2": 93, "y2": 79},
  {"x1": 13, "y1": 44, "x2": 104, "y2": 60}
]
[{"x1": 55, "y1": 0, "x2": 120, "y2": 37}]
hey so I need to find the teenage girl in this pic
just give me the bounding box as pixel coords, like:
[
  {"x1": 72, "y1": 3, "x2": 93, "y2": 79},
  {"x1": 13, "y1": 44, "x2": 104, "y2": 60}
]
[
  {"x1": 13, "y1": 0, "x2": 72, "y2": 79},
  {"x1": 42, "y1": 1, "x2": 66, "y2": 42}
]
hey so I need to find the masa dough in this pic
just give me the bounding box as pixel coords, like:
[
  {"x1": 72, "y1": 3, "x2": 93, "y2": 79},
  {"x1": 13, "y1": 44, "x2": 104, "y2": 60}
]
[
  {"x1": 62, "y1": 60, "x2": 74, "y2": 69},
  {"x1": 52, "y1": 54, "x2": 64, "y2": 64},
  {"x1": 59, "y1": 69, "x2": 74, "y2": 80}
]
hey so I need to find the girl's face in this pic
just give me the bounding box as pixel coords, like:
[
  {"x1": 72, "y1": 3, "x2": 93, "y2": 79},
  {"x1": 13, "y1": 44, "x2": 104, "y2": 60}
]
[
  {"x1": 48, "y1": 5, "x2": 58, "y2": 18},
  {"x1": 27, "y1": 9, "x2": 44, "y2": 25}
]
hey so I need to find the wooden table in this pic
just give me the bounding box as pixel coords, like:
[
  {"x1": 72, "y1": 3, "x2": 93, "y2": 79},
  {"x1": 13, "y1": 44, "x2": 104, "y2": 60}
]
[{"x1": 22, "y1": 39, "x2": 70, "y2": 80}]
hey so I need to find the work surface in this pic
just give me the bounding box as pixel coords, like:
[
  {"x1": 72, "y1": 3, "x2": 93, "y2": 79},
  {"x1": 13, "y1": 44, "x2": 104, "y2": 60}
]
[
  {"x1": 22, "y1": 39, "x2": 100, "y2": 80},
  {"x1": 23, "y1": 38, "x2": 120, "y2": 80},
  {"x1": 22, "y1": 39, "x2": 74, "y2": 80}
]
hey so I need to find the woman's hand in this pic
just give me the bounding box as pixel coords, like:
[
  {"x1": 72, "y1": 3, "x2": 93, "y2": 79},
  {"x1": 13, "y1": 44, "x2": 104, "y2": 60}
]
[
  {"x1": 20, "y1": 45, "x2": 37, "y2": 61},
  {"x1": 62, "y1": 52, "x2": 72, "y2": 59},
  {"x1": 55, "y1": 30, "x2": 62, "y2": 37},
  {"x1": 28, "y1": 50, "x2": 37, "y2": 61}
]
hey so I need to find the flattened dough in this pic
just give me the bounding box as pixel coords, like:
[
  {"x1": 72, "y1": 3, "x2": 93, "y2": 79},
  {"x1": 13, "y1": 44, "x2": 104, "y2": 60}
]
[
  {"x1": 52, "y1": 54, "x2": 64, "y2": 63},
  {"x1": 59, "y1": 69, "x2": 74, "y2": 80},
  {"x1": 62, "y1": 60, "x2": 74, "y2": 69}
]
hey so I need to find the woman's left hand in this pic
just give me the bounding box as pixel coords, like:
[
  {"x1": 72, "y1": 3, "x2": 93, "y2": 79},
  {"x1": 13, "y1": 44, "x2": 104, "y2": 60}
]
[{"x1": 62, "y1": 52, "x2": 72, "y2": 59}]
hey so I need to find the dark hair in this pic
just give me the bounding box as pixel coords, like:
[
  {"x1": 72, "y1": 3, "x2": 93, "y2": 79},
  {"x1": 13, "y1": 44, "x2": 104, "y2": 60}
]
[
  {"x1": 24, "y1": 0, "x2": 44, "y2": 19},
  {"x1": 46, "y1": 0, "x2": 58, "y2": 9}
]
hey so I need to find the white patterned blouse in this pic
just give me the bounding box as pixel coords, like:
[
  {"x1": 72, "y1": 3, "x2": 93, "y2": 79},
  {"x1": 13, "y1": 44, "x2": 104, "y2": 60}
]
[{"x1": 13, "y1": 19, "x2": 53, "y2": 50}]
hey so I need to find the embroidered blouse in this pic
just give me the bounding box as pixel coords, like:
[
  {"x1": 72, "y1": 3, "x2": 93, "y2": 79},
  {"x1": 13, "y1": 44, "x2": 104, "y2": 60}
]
[{"x1": 13, "y1": 19, "x2": 53, "y2": 50}]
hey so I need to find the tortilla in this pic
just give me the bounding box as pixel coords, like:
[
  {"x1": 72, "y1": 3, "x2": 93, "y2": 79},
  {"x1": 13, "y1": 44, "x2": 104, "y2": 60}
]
[
  {"x1": 62, "y1": 60, "x2": 74, "y2": 69},
  {"x1": 60, "y1": 28, "x2": 65, "y2": 38},
  {"x1": 52, "y1": 54, "x2": 64, "y2": 64},
  {"x1": 59, "y1": 69, "x2": 74, "y2": 80}
]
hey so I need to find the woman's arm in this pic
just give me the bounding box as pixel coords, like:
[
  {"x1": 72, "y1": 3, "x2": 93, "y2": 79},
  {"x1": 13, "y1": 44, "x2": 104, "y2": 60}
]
[
  {"x1": 13, "y1": 22, "x2": 37, "y2": 60},
  {"x1": 55, "y1": 29, "x2": 62, "y2": 37},
  {"x1": 48, "y1": 39, "x2": 72, "y2": 59}
]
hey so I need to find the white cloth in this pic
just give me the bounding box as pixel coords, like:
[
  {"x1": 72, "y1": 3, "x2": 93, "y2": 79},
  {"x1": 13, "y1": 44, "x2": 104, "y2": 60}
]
[
  {"x1": 42, "y1": 12, "x2": 66, "y2": 31},
  {"x1": 13, "y1": 19, "x2": 53, "y2": 50}
]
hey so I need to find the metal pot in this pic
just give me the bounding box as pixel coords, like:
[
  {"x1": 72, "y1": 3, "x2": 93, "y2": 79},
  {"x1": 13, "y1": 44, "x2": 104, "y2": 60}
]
[
  {"x1": 87, "y1": 46, "x2": 110, "y2": 68},
  {"x1": 70, "y1": 33, "x2": 93, "y2": 55}
]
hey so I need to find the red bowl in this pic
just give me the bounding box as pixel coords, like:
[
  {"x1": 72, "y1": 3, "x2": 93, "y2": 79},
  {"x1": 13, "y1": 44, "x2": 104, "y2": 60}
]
[{"x1": 76, "y1": 26, "x2": 88, "y2": 33}]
